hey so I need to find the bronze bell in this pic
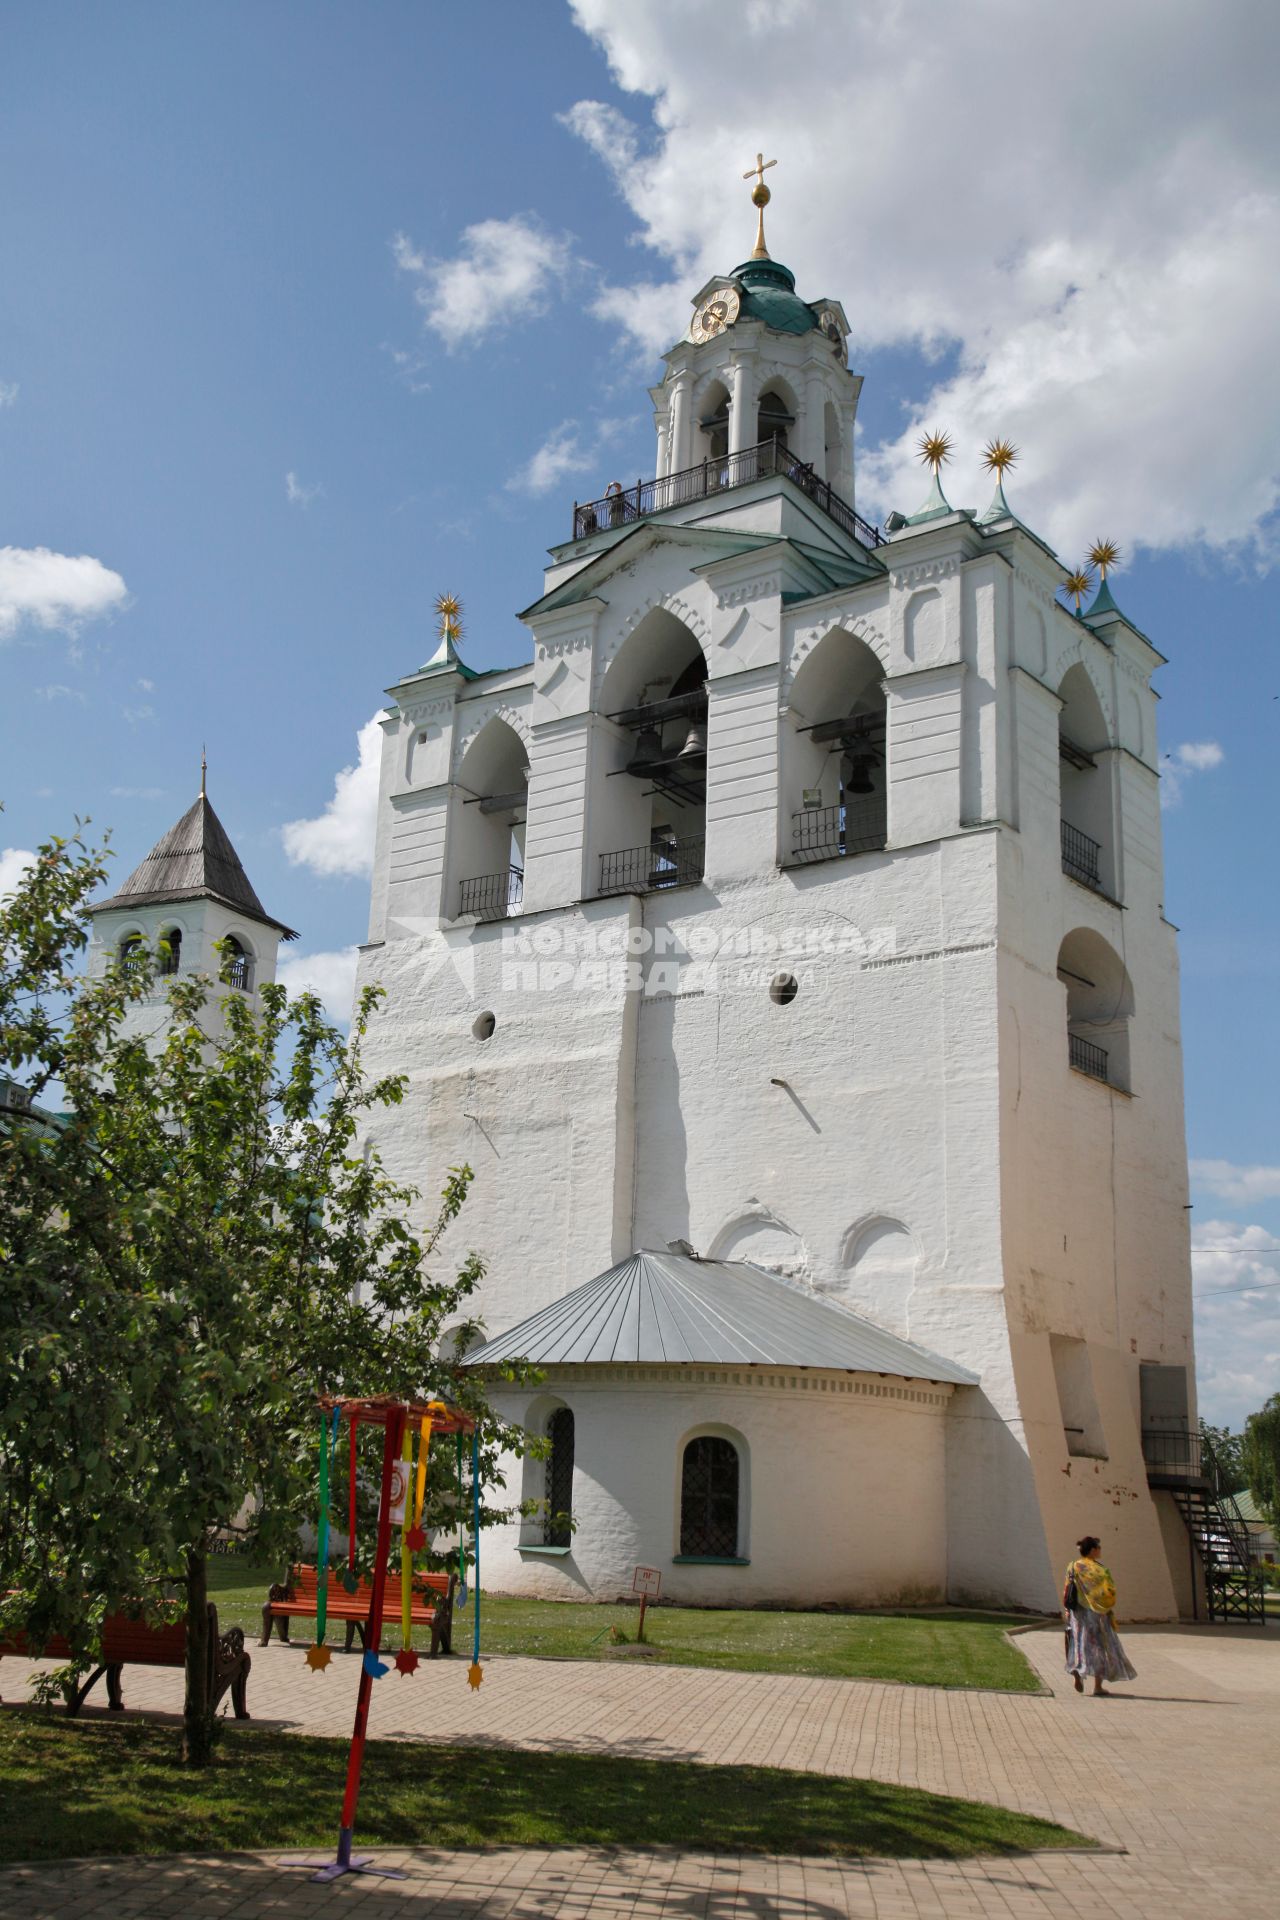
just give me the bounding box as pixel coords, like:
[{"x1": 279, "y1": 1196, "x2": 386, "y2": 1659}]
[
  {"x1": 676, "y1": 719, "x2": 709, "y2": 760},
  {"x1": 842, "y1": 752, "x2": 875, "y2": 795},
  {"x1": 628, "y1": 726, "x2": 663, "y2": 769}
]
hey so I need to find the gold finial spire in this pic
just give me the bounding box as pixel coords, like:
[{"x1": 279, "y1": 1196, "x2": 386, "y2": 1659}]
[
  {"x1": 982, "y1": 437, "x2": 1018, "y2": 476},
  {"x1": 435, "y1": 591, "x2": 463, "y2": 647},
  {"x1": 743, "y1": 151, "x2": 778, "y2": 260},
  {"x1": 200, "y1": 744, "x2": 207, "y2": 798},
  {"x1": 1087, "y1": 538, "x2": 1121, "y2": 579},
  {"x1": 917, "y1": 428, "x2": 954, "y2": 475},
  {"x1": 1063, "y1": 567, "x2": 1093, "y2": 612}
]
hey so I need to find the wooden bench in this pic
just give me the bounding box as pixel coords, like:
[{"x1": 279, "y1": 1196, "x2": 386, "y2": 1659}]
[
  {"x1": 261, "y1": 1564, "x2": 457, "y2": 1656},
  {"x1": 0, "y1": 1601, "x2": 251, "y2": 1718}
]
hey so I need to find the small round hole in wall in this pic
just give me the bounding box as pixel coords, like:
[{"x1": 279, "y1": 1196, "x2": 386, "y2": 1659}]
[
  {"x1": 770, "y1": 973, "x2": 798, "y2": 1006},
  {"x1": 472, "y1": 1011, "x2": 496, "y2": 1041}
]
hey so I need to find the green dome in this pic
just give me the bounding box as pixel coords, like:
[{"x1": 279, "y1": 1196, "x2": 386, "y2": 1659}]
[{"x1": 730, "y1": 257, "x2": 817, "y2": 336}]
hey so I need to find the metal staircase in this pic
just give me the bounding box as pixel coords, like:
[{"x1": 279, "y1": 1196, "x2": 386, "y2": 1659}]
[{"x1": 1143, "y1": 1426, "x2": 1268, "y2": 1624}]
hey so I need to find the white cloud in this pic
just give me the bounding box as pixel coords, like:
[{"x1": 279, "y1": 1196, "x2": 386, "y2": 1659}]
[
  {"x1": 1162, "y1": 739, "x2": 1225, "y2": 808},
  {"x1": 136, "y1": 677, "x2": 154, "y2": 693},
  {"x1": 393, "y1": 216, "x2": 576, "y2": 352},
  {"x1": 1192, "y1": 1219, "x2": 1280, "y2": 1428},
  {"x1": 0, "y1": 546, "x2": 128, "y2": 642},
  {"x1": 276, "y1": 944, "x2": 360, "y2": 1024},
  {"x1": 564, "y1": 0, "x2": 1280, "y2": 563},
  {"x1": 507, "y1": 416, "x2": 631, "y2": 496},
  {"x1": 0, "y1": 382, "x2": 17, "y2": 408},
  {"x1": 34, "y1": 683, "x2": 85, "y2": 703},
  {"x1": 285, "y1": 470, "x2": 323, "y2": 508},
  {"x1": 121, "y1": 703, "x2": 154, "y2": 726},
  {"x1": 1191, "y1": 1160, "x2": 1280, "y2": 1205},
  {"x1": 281, "y1": 713, "x2": 382, "y2": 879},
  {"x1": 0, "y1": 847, "x2": 36, "y2": 897}
]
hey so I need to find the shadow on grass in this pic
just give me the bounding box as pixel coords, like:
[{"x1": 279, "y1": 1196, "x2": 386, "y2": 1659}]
[{"x1": 0, "y1": 1712, "x2": 1087, "y2": 1869}]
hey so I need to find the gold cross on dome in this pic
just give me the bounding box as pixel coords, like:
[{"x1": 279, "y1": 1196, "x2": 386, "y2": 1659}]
[
  {"x1": 743, "y1": 153, "x2": 777, "y2": 194},
  {"x1": 743, "y1": 153, "x2": 778, "y2": 259}
]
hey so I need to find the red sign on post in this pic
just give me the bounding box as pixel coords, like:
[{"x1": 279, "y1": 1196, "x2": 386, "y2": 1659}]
[{"x1": 631, "y1": 1565, "x2": 660, "y2": 1641}]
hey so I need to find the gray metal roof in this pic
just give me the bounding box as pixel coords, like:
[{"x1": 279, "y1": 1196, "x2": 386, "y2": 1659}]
[
  {"x1": 90, "y1": 794, "x2": 297, "y2": 938},
  {"x1": 465, "y1": 1250, "x2": 977, "y2": 1385}
]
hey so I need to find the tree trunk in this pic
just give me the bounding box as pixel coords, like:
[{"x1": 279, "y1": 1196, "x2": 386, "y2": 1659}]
[{"x1": 182, "y1": 1542, "x2": 213, "y2": 1766}]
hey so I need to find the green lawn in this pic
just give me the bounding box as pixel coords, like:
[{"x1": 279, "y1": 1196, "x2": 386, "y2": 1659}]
[
  {"x1": 211, "y1": 1557, "x2": 1045, "y2": 1691},
  {"x1": 0, "y1": 1715, "x2": 1087, "y2": 1865}
]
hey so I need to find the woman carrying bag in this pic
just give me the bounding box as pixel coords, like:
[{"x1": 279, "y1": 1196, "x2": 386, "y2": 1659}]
[{"x1": 1063, "y1": 1534, "x2": 1137, "y2": 1695}]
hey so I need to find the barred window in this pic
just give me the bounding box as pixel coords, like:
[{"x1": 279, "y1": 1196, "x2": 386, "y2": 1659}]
[
  {"x1": 544, "y1": 1407, "x2": 574, "y2": 1548},
  {"x1": 680, "y1": 1435, "x2": 739, "y2": 1558}
]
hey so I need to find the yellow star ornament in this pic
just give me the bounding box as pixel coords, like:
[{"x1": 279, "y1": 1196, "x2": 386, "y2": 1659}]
[
  {"x1": 467, "y1": 1660, "x2": 484, "y2": 1690},
  {"x1": 306, "y1": 1643, "x2": 333, "y2": 1673}
]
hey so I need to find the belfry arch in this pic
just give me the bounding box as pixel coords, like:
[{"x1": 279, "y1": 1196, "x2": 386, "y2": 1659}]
[
  {"x1": 1058, "y1": 663, "x2": 1117, "y2": 898},
  {"x1": 782, "y1": 627, "x2": 888, "y2": 866},
  {"x1": 591, "y1": 609, "x2": 709, "y2": 898},
  {"x1": 452, "y1": 716, "x2": 528, "y2": 920}
]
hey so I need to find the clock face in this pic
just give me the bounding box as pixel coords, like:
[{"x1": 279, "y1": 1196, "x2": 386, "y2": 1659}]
[{"x1": 690, "y1": 284, "x2": 741, "y2": 344}]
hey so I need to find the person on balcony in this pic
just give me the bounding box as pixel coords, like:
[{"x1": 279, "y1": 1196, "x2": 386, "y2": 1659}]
[
  {"x1": 1063, "y1": 1535, "x2": 1137, "y2": 1695},
  {"x1": 605, "y1": 480, "x2": 626, "y2": 528}
]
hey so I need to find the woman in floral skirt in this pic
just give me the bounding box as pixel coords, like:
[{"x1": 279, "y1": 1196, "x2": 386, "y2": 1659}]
[{"x1": 1063, "y1": 1534, "x2": 1137, "y2": 1695}]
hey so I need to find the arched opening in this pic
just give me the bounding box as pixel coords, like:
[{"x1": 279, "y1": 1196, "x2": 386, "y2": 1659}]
[
  {"x1": 543, "y1": 1406, "x2": 575, "y2": 1548},
  {"x1": 1058, "y1": 665, "x2": 1116, "y2": 897},
  {"x1": 709, "y1": 1208, "x2": 809, "y2": 1284},
  {"x1": 453, "y1": 716, "x2": 528, "y2": 921},
  {"x1": 756, "y1": 384, "x2": 795, "y2": 454},
  {"x1": 783, "y1": 627, "x2": 888, "y2": 865},
  {"x1": 595, "y1": 610, "x2": 708, "y2": 897},
  {"x1": 678, "y1": 1434, "x2": 741, "y2": 1560},
  {"x1": 695, "y1": 378, "x2": 730, "y2": 468},
  {"x1": 158, "y1": 926, "x2": 182, "y2": 977},
  {"x1": 220, "y1": 935, "x2": 253, "y2": 993},
  {"x1": 1057, "y1": 928, "x2": 1133, "y2": 1090},
  {"x1": 117, "y1": 933, "x2": 145, "y2": 974}
]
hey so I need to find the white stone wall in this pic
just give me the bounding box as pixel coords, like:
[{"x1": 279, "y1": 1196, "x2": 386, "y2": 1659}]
[
  {"x1": 87, "y1": 895, "x2": 281, "y2": 1048},
  {"x1": 482, "y1": 1367, "x2": 952, "y2": 1608},
  {"x1": 355, "y1": 464, "x2": 1195, "y2": 1619}
]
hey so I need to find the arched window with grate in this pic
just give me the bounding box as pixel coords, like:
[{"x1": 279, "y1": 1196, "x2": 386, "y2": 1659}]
[
  {"x1": 544, "y1": 1407, "x2": 574, "y2": 1548},
  {"x1": 679, "y1": 1435, "x2": 740, "y2": 1558}
]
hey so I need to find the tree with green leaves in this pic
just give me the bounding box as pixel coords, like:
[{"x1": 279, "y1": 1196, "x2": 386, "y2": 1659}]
[
  {"x1": 1198, "y1": 1418, "x2": 1246, "y2": 1492},
  {"x1": 1, "y1": 825, "x2": 537, "y2": 1764},
  {"x1": 1243, "y1": 1394, "x2": 1280, "y2": 1530}
]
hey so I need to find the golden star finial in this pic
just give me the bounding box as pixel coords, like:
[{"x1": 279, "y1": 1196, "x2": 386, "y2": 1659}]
[
  {"x1": 982, "y1": 437, "x2": 1018, "y2": 476},
  {"x1": 1087, "y1": 539, "x2": 1121, "y2": 579},
  {"x1": 467, "y1": 1660, "x2": 484, "y2": 1690},
  {"x1": 917, "y1": 429, "x2": 954, "y2": 475},
  {"x1": 1063, "y1": 568, "x2": 1093, "y2": 611},
  {"x1": 306, "y1": 1643, "x2": 333, "y2": 1672},
  {"x1": 742, "y1": 152, "x2": 777, "y2": 260},
  {"x1": 435, "y1": 592, "x2": 463, "y2": 643}
]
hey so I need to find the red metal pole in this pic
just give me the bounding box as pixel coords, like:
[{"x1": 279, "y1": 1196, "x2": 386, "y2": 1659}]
[{"x1": 335, "y1": 1408, "x2": 404, "y2": 1868}]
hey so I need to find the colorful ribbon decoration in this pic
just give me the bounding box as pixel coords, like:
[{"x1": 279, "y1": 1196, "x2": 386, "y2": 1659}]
[
  {"x1": 455, "y1": 1433, "x2": 468, "y2": 1608},
  {"x1": 348, "y1": 1415, "x2": 359, "y2": 1574},
  {"x1": 469, "y1": 1425, "x2": 482, "y2": 1686}
]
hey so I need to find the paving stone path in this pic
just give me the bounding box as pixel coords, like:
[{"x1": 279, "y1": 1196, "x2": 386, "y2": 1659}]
[{"x1": 1, "y1": 1622, "x2": 1275, "y2": 1917}]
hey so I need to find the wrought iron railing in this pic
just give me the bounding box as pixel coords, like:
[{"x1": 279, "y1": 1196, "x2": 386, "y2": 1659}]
[
  {"x1": 599, "y1": 835, "x2": 705, "y2": 897},
  {"x1": 1061, "y1": 819, "x2": 1102, "y2": 889},
  {"x1": 1068, "y1": 1032, "x2": 1109, "y2": 1082},
  {"x1": 1143, "y1": 1427, "x2": 1260, "y2": 1575},
  {"x1": 158, "y1": 948, "x2": 181, "y2": 976},
  {"x1": 573, "y1": 437, "x2": 885, "y2": 551},
  {"x1": 787, "y1": 798, "x2": 888, "y2": 865},
  {"x1": 459, "y1": 867, "x2": 524, "y2": 922}
]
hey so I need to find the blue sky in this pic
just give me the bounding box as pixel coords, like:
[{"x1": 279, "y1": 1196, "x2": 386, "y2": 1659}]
[{"x1": 2, "y1": 2, "x2": 1277, "y2": 1425}]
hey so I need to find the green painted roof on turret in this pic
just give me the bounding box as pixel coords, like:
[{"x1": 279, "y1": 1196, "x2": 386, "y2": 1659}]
[{"x1": 729, "y1": 256, "x2": 819, "y2": 336}]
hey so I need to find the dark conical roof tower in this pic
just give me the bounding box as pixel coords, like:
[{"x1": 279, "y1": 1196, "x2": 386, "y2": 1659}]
[{"x1": 91, "y1": 788, "x2": 297, "y2": 938}]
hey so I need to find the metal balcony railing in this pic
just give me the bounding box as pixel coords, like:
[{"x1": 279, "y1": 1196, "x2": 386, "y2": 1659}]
[
  {"x1": 221, "y1": 955, "x2": 253, "y2": 993},
  {"x1": 787, "y1": 798, "x2": 887, "y2": 866},
  {"x1": 599, "y1": 835, "x2": 705, "y2": 897},
  {"x1": 1068, "y1": 1032, "x2": 1109, "y2": 1082},
  {"x1": 573, "y1": 437, "x2": 885, "y2": 551},
  {"x1": 459, "y1": 867, "x2": 524, "y2": 922},
  {"x1": 1061, "y1": 819, "x2": 1102, "y2": 889}
]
